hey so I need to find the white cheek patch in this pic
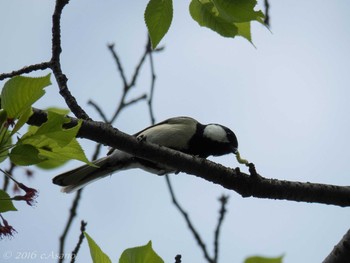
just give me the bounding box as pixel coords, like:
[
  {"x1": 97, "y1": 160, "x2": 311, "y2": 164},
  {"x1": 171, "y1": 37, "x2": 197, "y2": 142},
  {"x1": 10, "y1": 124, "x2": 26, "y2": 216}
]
[{"x1": 203, "y1": 125, "x2": 229, "y2": 143}]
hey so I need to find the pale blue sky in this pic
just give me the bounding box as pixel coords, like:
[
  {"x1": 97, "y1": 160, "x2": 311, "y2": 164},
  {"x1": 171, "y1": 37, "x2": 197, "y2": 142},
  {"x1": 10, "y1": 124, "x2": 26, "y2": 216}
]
[{"x1": 1, "y1": 1, "x2": 350, "y2": 263}]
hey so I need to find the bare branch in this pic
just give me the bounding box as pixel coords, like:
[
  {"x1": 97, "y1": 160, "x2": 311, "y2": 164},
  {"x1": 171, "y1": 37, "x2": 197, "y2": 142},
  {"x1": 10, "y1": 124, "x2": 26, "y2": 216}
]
[
  {"x1": 87, "y1": 100, "x2": 109, "y2": 123},
  {"x1": 0, "y1": 62, "x2": 51, "y2": 81},
  {"x1": 264, "y1": 0, "x2": 270, "y2": 26},
  {"x1": 129, "y1": 38, "x2": 151, "y2": 89},
  {"x1": 175, "y1": 255, "x2": 182, "y2": 263},
  {"x1": 165, "y1": 175, "x2": 214, "y2": 263},
  {"x1": 108, "y1": 37, "x2": 156, "y2": 124},
  {"x1": 2, "y1": 163, "x2": 15, "y2": 192},
  {"x1": 51, "y1": 0, "x2": 90, "y2": 120},
  {"x1": 146, "y1": 37, "x2": 157, "y2": 125},
  {"x1": 107, "y1": 43, "x2": 128, "y2": 90},
  {"x1": 124, "y1": 93, "x2": 147, "y2": 107},
  {"x1": 70, "y1": 220, "x2": 87, "y2": 263},
  {"x1": 58, "y1": 189, "x2": 82, "y2": 263},
  {"x1": 213, "y1": 195, "x2": 229, "y2": 263},
  {"x1": 323, "y1": 228, "x2": 350, "y2": 263}
]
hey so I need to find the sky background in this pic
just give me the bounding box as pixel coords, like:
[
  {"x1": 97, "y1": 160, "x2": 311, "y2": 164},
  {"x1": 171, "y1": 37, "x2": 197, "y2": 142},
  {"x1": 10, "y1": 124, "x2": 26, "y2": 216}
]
[{"x1": 1, "y1": 1, "x2": 350, "y2": 263}]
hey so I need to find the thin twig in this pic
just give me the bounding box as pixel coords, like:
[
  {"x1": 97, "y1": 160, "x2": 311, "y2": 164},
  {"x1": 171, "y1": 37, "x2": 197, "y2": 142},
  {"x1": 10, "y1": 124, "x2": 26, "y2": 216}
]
[
  {"x1": 107, "y1": 43, "x2": 128, "y2": 90},
  {"x1": 2, "y1": 163, "x2": 15, "y2": 192},
  {"x1": 129, "y1": 39, "x2": 151, "y2": 89},
  {"x1": 58, "y1": 189, "x2": 82, "y2": 263},
  {"x1": 0, "y1": 62, "x2": 51, "y2": 81},
  {"x1": 165, "y1": 175, "x2": 214, "y2": 263},
  {"x1": 124, "y1": 94, "x2": 147, "y2": 108},
  {"x1": 108, "y1": 37, "x2": 156, "y2": 124},
  {"x1": 175, "y1": 255, "x2": 182, "y2": 263},
  {"x1": 147, "y1": 38, "x2": 157, "y2": 125},
  {"x1": 213, "y1": 195, "x2": 229, "y2": 263},
  {"x1": 87, "y1": 100, "x2": 109, "y2": 123},
  {"x1": 70, "y1": 220, "x2": 87, "y2": 263},
  {"x1": 264, "y1": 0, "x2": 270, "y2": 26}
]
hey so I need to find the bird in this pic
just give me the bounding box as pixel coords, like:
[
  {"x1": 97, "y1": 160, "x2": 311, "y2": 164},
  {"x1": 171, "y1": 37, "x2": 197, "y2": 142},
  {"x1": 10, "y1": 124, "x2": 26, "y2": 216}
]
[{"x1": 52, "y1": 116, "x2": 241, "y2": 193}]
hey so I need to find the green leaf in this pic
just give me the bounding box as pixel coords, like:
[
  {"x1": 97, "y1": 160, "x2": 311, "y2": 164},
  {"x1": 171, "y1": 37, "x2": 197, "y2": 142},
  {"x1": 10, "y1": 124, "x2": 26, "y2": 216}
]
[
  {"x1": 45, "y1": 107, "x2": 70, "y2": 115},
  {"x1": 85, "y1": 232, "x2": 112, "y2": 263},
  {"x1": 10, "y1": 144, "x2": 46, "y2": 166},
  {"x1": 189, "y1": 0, "x2": 238, "y2": 38},
  {"x1": 244, "y1": 255, "x2": 284, "y2": 263},
  {"x1": 13, "y1": 110, "x2": 93, "y2": 168},
  {"x1": 235, "y1": 22, "x2": 253, "y2": 43},
  {"x1": 145, "y1": 0, "x2": 173, "y2": 49},
  {"x1": 211, "y1": 0, "x2": 264, "y2": 23},
  {"x1": 0, "y1": 189, "x2": 17, "y2": 213},
  {"x1": 119, "y1": 241, "x2": 164, "y2": 263},
  {"x1": 0, "y1": 129, "x2": 12, "y2": 164},
  {"x1": 36, "y1": 138, "x2": 92, "y2": 169},
  {"x1": 1, "y1": 74, "x2": 51, "y2": 119},
  {"x1": 0, "y1": 109, "x2": 8, "y2": 127},
  {"x1": 28, "y1": 111, "x2": 79, "y2": 147},
  {"x1": 11, "y1": 107, "x2": 33, "y2": 135}
]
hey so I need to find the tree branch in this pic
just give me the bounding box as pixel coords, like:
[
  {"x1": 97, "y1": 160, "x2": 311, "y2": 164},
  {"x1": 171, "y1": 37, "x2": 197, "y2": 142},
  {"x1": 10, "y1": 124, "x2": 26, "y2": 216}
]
[
  {"x1": 70, "y1": 220, "x2": 87, "y2": 263},
  {"x1": 323, "y1": 228, "x2": 350, "y2": 263},
  {"x1": 213, "y1": 195, "x2": 228, "y2": 263},
  {"x1": 107, "y1": 43, "x2": 128, "y2": 90},
  {"x1": 165, "y1": 175, "x2": 213, "y2": 263},
  {"x1": 58, "y1": 188, "x2": 82, "y2": 263},
  {"x1": 51, "y1": 0, "x2": 90, "y2": 120},
  {"x1": 28, "y1": 109, "x2": 350, "y2": 207},
  {"x1": 146, "y1": 37, "x2": 157, "y2": 125},
  {"x1": 107, "y1": 37, "x2": 159, "y2": 124},
  {"x1": 0, "y1": 62, "x2": 51, "y2": 81},
  {"x1": 264, "y1": 0, "x2": 270, "y2": 26}
]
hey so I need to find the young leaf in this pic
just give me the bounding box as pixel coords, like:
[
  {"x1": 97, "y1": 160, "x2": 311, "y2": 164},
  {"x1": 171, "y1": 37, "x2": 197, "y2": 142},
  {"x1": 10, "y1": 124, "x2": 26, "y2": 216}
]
[
  {"x1": 211, "y1": 0, "x2": 264, "y2": 23},
  {"x1": 35, "y1": 138, "x2": 93, "y2": 168},
  {"x1": 145, "y1": 0, "x2": 173, "y2": 49},
  {"x1": 235, "y1": 22, "x2": 253, "y2": 44},
  {"x1": 84, "y1": 232, "x2": 112, "y2": 263},
  {"x1": 119, "y1": 241, "x2": 164, "y2": 263},
  {"x1": 189, "y1": 0, "x2": 238, "y2": 38},
  {"x1": 244, "y1": 255, "x2": 284, "y2": 263},
  {"x1": 10, "y1": 144, "x2": 46, "y2": 166},
  {"x1": 0, "y1": 129, "x2": 12, "y2": 164},
  {"x1": 0, "y1": 189, "x2": 17, "y2": 213},
  {"x1": 16, "y1": 110, "x2": 93, "y2": 167},
  {"x1": 1, "y1": 74, "x2": 51, "y2": 119},
  {"x1": 28, "y1": 111, "x2": 80, "y2": 147},
  {"x1": 11, "y1": 107, "x2": 33, "y2": 135}
]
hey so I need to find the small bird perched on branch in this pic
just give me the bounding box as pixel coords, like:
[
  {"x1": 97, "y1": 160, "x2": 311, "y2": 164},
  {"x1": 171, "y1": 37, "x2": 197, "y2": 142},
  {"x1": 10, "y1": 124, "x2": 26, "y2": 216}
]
[{"x1": 53, "y1": 116, "x2": 248, "y2": 193}]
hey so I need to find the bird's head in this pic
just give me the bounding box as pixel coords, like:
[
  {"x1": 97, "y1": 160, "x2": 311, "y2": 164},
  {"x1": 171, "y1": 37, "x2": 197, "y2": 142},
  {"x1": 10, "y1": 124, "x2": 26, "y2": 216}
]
[{"x1": 202, "y1": 124, "x2": 238, "y2": 155}]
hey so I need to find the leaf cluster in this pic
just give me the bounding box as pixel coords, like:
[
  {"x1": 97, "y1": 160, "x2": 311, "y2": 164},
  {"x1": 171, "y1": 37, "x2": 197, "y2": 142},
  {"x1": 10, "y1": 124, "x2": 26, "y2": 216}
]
[
  {"x1": 145, "y1": 0, "x2": 265, "y2": 49},
  {"x1": 0, "y1": 74, "x2": 91, "y2": 214}
]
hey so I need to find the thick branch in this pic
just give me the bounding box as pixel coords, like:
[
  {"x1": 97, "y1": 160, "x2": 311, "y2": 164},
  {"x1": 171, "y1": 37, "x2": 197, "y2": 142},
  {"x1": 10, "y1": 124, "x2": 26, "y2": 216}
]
[
  {"x1": 323, "y1": 228, "x2": 350, "y2": 263},
  {"x1": 28, "y1": 109, "x2": 350, "y2": 207}
]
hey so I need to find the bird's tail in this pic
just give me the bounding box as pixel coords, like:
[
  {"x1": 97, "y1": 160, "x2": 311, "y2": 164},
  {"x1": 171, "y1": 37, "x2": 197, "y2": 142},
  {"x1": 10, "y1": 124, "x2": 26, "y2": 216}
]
[{"x1": 52, "y1": 150, "x2": 132, "y2": 193}]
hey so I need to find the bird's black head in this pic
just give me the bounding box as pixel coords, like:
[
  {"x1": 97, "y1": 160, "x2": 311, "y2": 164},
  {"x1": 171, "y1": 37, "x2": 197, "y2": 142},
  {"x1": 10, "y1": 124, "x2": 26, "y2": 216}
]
[{"x1": 189, "y1": 123, "x2": 238, "y2": 158}]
